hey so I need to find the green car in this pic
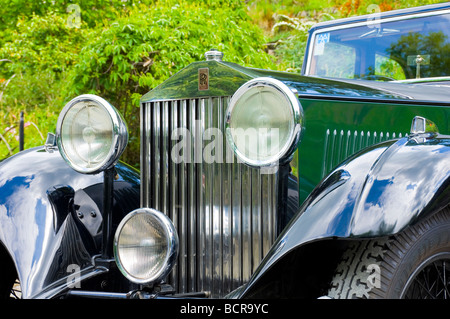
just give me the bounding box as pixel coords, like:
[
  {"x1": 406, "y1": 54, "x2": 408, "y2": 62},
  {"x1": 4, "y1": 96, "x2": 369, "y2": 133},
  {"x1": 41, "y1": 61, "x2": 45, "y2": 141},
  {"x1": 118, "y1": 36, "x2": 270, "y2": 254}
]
[{"x1": 0, "y1": 3, "x2": 448, "y2": 299}]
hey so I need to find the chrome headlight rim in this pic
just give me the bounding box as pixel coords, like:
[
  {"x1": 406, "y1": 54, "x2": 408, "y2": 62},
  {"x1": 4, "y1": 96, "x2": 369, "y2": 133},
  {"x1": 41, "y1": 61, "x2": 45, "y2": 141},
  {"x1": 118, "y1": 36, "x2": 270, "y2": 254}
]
[
  {"x1": 113, "y1": 208, "x2": 179, "y2": 285},
  {"x1": 55, "y1": 94, "x2": 128, "y2": 174},
  {"x1": 225, "y1": 77, "x2": 303, "y2": 168}
]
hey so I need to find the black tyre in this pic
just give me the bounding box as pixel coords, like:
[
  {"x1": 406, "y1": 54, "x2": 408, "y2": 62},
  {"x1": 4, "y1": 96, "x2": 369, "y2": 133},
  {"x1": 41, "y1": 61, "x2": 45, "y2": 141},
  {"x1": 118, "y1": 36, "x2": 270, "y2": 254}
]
[
  {"x1": 328, "y1": 206, "x2": 450, "y2": 299},
  {"x1": 0, "y1": 249, "x2": 20, "y2": 299}
]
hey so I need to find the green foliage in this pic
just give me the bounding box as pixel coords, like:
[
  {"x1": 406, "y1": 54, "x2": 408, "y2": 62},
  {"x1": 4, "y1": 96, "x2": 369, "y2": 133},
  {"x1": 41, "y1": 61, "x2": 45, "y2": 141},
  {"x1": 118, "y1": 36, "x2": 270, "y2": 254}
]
[
  {"x1": 68, "y1": 1, "x2": 274, "y2": 97},
  {"x1": 0, "y1": 11, "x2": 86, "y2": 159},
  {"x1": 63, "y1": 1, "x2": 275, "y2": 166},
  {"x1": 0, "y1": 0, "x2": 447, "y2": 164},
  {"x1": 0, "y1": 0, "x2": 275, "y2": 165},
  {"x1": 0, "y1": 9, "x2": 90, "y2": 159},
  {"x1": 2, "y1": 12, "x2": 87, "y2": 75},
  {"x1": 0, "y1": 0, "x2": 149, "y2": 30}
]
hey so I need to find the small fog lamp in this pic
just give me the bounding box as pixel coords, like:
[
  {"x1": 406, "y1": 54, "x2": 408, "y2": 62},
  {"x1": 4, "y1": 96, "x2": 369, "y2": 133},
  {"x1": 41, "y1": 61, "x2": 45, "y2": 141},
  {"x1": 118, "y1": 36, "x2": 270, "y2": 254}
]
[{"x1": 114, "y1": 208, "x2": 179, "y2": 285}]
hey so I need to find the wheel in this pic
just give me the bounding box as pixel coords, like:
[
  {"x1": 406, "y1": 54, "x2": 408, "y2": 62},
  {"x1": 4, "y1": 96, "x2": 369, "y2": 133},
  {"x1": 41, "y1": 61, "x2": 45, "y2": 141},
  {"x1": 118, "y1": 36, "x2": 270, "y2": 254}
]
[
  {"x1": 0, "y1": 252, "x2": 21, "y2": 299},
  {"x1": 0, "y1": 273, "x2": 21, "y2": 299},
  {"x1": 328, "y1": 206, "x2": 450, "y2": 299},
  {"x1": 9, "y1": 279, "x2": 21, "y2": 299}
]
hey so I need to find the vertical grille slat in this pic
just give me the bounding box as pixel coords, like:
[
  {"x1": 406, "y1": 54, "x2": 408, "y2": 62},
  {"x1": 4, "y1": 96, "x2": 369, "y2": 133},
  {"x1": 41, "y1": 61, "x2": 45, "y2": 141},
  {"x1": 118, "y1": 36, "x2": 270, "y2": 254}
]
[
  {"x1": 231, "y1": 159, "x2": 242, "y2": 286},
  {"x1": 188, "y1": 98, "x2": 197, "y2": 293},
  {"x1": 156, "y1": 102, "x2": 162, "y2": 210},
  {"x1": 143, "y1": 97, "x2": 278, "y2": 298},
  {"x1": 179, "y1": 99, "x2": 188, "y2": 293},
  {"x1": 202, "y1": 97, "x2": 213, "y2": 294},
  {"x1": 169, "y1": 100, "x2": 179, "y2": 289},
  {"x1": 221, "y1": 97, "x2": 232, "y2": 295},
  {"x1": 162, "y1": 101, "x2": 170, "y2": 222},
  {"x1": 251, "y1": 169, "x2": 262, "y2": 271},
  {"x1": 241, "y1": 165, "x2": 252, "y2": 281},
  {"x1": 197, "y1": 98, "x2": 206, "y2": 293},
  {"x1": 212, "y1": 96, "x2": 222, "y2": 295}
]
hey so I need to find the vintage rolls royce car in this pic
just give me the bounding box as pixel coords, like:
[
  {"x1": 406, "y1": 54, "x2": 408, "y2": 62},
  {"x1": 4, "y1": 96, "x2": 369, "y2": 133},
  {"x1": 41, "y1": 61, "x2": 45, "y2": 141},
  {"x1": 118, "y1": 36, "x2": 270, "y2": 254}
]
[{"x1": 0, "y1": 3, "x2": 448, "y2": 299}]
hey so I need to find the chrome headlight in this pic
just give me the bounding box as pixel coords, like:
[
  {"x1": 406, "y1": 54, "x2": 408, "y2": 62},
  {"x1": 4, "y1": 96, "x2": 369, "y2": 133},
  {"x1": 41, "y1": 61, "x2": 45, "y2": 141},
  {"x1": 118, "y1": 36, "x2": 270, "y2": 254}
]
[
  {"x1": 114, "y1": 208, "x2": 179, "y2": 285},
  {"x1": 55, "y1": 94, "x2": 128, "y2": 174},
  {"x1": 225, "y1": 77, "x2": 303, "y2": 167}
]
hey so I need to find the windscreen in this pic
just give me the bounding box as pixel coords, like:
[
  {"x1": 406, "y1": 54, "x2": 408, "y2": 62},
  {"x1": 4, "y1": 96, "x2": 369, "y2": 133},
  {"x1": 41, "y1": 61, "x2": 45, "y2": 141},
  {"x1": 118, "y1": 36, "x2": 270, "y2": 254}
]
[{"x1": 307, "y1": 11, "x2": 450, "y2": 81}]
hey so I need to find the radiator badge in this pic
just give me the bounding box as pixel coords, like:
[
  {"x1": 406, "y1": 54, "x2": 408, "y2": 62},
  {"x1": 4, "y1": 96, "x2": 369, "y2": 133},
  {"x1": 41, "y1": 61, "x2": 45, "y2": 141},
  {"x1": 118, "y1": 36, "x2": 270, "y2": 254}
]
[{"x1": 198, "y1": 68, "x2": 209, "y2": 91}]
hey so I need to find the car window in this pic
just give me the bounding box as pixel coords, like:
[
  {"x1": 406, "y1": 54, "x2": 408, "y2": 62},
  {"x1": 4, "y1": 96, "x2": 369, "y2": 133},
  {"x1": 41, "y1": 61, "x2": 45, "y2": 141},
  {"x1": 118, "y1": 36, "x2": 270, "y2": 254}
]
[
  {"x1": 307, "y1": 11, "x2": 450, "y2": 81},
  {"x1": 375, "y1": 54, "x2": 406, "y2": 80},
  {"x1": 312, "y1": 42, "x2": 356, "y2": 79}
]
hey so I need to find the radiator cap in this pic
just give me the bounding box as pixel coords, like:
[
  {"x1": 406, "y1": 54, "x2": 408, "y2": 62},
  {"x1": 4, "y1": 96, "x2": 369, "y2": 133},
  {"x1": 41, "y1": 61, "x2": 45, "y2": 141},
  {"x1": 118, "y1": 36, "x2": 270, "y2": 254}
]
[{"x1": 205, "y1": 49, "x2": 223, "y2": 61}]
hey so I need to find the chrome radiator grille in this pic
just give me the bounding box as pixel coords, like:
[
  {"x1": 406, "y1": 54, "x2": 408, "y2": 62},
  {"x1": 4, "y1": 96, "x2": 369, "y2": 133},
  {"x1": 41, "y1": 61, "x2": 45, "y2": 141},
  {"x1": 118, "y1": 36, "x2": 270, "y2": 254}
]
[{"x1": 141, "y1": 97, "x2": 278, "y2": 297}]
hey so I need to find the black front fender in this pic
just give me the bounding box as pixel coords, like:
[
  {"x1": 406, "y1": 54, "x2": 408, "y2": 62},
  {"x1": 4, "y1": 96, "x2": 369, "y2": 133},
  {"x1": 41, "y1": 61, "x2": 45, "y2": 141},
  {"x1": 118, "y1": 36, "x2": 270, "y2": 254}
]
[
  {"x1": 0, "y1": 147, "x2": 140, "y2": 298},
  {"x1": 238, "y1": 133, "x2": 450, "y2": 298}
]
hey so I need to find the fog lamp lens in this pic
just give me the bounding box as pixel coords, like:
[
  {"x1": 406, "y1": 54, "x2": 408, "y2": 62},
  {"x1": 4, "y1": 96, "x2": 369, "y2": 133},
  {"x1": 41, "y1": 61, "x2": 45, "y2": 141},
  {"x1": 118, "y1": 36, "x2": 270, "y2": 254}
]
[{"x1": 114, "y1": 208, "x2": 179, "y2": 285}]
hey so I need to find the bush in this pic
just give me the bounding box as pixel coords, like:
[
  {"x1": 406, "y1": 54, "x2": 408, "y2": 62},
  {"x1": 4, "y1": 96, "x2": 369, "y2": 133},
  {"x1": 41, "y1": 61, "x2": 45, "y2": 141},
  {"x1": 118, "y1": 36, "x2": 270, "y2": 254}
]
[
  {"x1": 0, "y1": 12, "x2": 88, "y2": 159},
  {"x1": 0, "y1": 0, "x2": 275, "y2": 165},
  {"x1": 65, "y1": 1, "x2": 276, "y2": 166}
]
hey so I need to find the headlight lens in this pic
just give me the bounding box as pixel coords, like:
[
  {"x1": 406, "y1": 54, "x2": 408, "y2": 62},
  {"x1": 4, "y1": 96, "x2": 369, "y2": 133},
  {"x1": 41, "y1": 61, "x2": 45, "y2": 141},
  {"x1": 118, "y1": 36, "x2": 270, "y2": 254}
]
[
  {"x1": 225, "y1": 77, "x2": 303, "y2": 167},
  {"x1": 56, "y1": 94, "x2": 128, "y2": 174},
  {"x1": 114, "y1": 208, "x2": 179, "y2": 285}
]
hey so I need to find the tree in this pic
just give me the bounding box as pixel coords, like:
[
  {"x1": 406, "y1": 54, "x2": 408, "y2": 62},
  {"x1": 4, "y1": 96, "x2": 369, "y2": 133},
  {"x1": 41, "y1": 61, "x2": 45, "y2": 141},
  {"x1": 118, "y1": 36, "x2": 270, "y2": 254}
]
[{"x1": 65, "y1": 1, "x2": 275, "y2": 165}]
